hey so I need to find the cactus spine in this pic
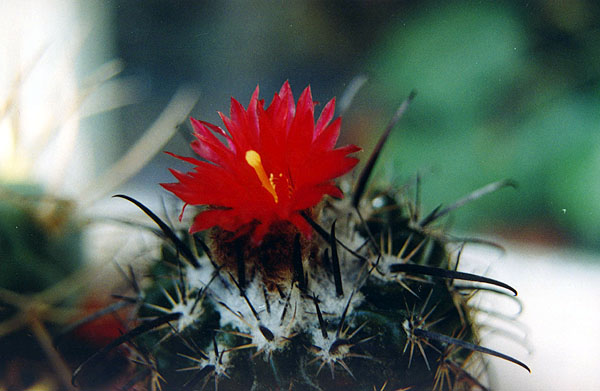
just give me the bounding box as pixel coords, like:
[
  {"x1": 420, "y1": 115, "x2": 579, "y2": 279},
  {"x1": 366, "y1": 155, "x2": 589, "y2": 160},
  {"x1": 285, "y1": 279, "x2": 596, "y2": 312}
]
[{"x1": 73, "y1": 88, "x2": 529, "y2": 391}]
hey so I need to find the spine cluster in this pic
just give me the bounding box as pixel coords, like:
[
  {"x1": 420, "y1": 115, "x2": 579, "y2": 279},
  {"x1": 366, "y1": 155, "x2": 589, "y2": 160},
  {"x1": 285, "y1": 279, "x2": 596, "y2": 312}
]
[
  {"x1": 71, "y1": 92, "x2": 529, "y2": 391},
  {"x1": 73, "y1": 183, "x2": 528, "y2": 391}
]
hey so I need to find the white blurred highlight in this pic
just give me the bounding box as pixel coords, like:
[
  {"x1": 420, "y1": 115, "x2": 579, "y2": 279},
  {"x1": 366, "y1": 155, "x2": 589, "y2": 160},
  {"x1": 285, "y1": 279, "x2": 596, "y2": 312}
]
[
  {"x1": 0, "y1": 0, "x2": 82, "y2": 187},
  {"x1": 461, "y1": 243, "x2": 600, "y2": 390}
]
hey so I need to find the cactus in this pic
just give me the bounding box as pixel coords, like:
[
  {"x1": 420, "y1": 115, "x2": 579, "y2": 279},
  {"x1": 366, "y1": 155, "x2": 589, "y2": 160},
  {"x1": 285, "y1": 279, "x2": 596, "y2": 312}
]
[
  {"x1": 0, "y1": 39, "x2": 198, "y2": 389},
  {"x1": 73, "y1": 82, "x2": 529, "y2": 391}
]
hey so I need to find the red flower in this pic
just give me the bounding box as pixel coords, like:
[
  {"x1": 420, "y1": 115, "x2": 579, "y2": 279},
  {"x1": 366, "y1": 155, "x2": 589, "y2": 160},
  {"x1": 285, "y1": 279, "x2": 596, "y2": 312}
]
[{"x1": 162, "y1": 81, "x2": 360, "y2": 243}]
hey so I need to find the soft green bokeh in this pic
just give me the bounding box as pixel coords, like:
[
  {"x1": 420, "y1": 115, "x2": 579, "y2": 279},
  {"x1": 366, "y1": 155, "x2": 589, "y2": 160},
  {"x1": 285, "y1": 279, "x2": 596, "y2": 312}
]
[
  {"x1": 367, "y1": 2, "x2": 600, "y2": 246},
  {"x1": 0, "y1": 183, "x2": 82, "y2": 294}
]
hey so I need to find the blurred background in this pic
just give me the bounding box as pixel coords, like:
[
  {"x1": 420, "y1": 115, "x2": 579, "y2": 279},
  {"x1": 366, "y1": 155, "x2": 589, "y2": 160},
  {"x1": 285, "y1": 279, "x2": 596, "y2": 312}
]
[
  {"x1": 1, "y1": 0, "x2": 599, "y2": 390},
  {"x1": 94, "y1": 0, "x2": 600, "y2": 248}
]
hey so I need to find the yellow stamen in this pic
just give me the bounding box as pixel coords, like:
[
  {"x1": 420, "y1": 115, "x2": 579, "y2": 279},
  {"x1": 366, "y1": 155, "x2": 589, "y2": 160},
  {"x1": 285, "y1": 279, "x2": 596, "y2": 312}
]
[{"x1": 245, "y1": 150, "x2": 278, "y2": 203}]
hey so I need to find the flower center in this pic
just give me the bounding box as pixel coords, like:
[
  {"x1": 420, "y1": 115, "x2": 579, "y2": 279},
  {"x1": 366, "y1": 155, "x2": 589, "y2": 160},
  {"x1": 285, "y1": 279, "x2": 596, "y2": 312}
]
[{"x1": 245, "y1": 150, "x2": 279, "y2": 203}]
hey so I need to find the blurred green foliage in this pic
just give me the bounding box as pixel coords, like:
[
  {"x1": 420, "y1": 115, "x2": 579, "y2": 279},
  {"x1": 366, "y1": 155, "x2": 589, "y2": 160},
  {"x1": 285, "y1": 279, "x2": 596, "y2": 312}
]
[
  {"x1": 0, "y1": 184, "x2": 82, "y2": 294},
  {"x1": 365, "y1": 1, "x2": 600, "y2": 246}
]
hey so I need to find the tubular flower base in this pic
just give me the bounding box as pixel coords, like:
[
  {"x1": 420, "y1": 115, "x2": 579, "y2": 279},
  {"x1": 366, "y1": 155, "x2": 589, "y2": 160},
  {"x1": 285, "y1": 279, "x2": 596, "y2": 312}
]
[
  {"x1": 162, "y1": 81, "x2": 360, "y2": 244},
  {"x1": 72, "y1": 85, "x2": 530, "y2": 391}
]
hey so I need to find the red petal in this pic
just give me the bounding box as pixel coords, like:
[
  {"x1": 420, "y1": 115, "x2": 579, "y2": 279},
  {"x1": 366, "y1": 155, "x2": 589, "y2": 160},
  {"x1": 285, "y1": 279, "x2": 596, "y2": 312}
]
[
  {"x1": 246, "y1": 86, "x2": 261, "y2": 147},
  {"x1": 293, "y1": 146, "x2": 360, "y2": 187},
  {"x1": 219, "y1": 111, "x2": 245, "y2": 154},
  {"x1": 292, "y1": 183, "x2": 343, "y2": 210},
  {"x1": 186, "y1": 124, "x2": 236, "y2": 169},
  {"x1": 164, "y1": 151, "x2": 204, "y2": 166},
  {"x1": 312, "y1": 117, "x2": 341, "y2": 152},
  {"x1": 287, "y1": 86, "x2": 315, "y2": 167},
  {"x1": 314, "y1": 98, "x2": 336, "y2": 137},
  {"x1": 194, "y1": 117, "x2": 229, "y2": 138},
  {"x1": 162, "y1": 167, "x2": 250, "y2": 207},
  {"x1": 250, "y1": 219, "x2": 273, "y2": 244},
  {"x1": 190, "y1": 209, "x2": 242, "y2": 233},
  {"x1": 229, "y1": 97, "x2": 256, "y2": 150},
  {"x1": 257, "y1": 112, "x2": 286, "y2": 170},
  {"x1": 189, "y1": 138, "x2": 232, "y2": 169},
  {"x1": 289, "y1": 213, "x2": 313, "y2": 238},
  {"x1": 190, "y1": 118, "x2": 233, "y2": 153},
  {"x1": 269, "y1": 81, "x2": 295, "y2": 135}
]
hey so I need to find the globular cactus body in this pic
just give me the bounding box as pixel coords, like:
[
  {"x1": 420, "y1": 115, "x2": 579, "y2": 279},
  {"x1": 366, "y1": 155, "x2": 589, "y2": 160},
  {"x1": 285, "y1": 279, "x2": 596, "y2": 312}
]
[{"x1": 73, "y1": 83, "x2": 528, "y2": 391}]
